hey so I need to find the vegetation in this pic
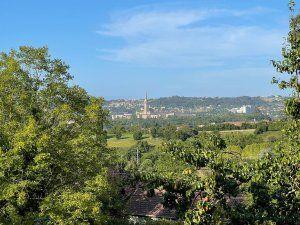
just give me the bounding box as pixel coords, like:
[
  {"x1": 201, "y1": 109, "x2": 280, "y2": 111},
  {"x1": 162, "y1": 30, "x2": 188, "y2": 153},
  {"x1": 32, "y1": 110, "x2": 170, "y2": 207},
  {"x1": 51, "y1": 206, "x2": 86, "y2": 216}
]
[
  {"x1": 272, "y1": 0, "x2": 300, "y2": 105},
  {"x1": 109, "y1": 113, "x2": 271, "y2": 128},
  {"x1": 254, "y1": 122, "x2": 269, "y2": 135},
  {"x1": 0, "y1": 1, "x2": 298, "y2": 224},
  {"x1": 110, "y1": 124, "x2": 126, "y2": 139},
  {"x1": 132, "y1": 126, "x2": 144, "y2": 141},
  {"x1": 150, "y1": 96, "x2": 269, "y2": 108},
  {"x1": 125, "y1": 2, "x2": 300, "y2": 224},
  {"x1": 0, "y1": 47, "x2": 119, "y2": 224}
]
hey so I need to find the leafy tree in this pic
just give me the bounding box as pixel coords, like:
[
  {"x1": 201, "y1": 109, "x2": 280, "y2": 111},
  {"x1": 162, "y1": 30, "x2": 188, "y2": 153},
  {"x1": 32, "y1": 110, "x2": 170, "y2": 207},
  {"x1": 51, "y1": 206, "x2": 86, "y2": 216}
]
[
  {"x1": 254, "y1": 123, "x2": 269, "y2": 134},
  {"x1": 272, "y1": 0, "x2": 300, "y2": 119},
  {"x1": 158, "y1": 132, "x2": 235, "y2": 223},
  {"x1": 150, "y1": 124, "x2": 161, "y2": 138},
  {"x1": 0, "y1": 47, "x2": 115, "y2": 224},
  {"x1": 161, "y1": 124, "x2": 177, "y2": 140},
  {"x1": 175, "y1": 126, "x2": 198, "y2": 141},
  {"x1": 247, "y1": 2, "x2": 300, "y2": 223},
  {"x1": 136, "y1": 140, "x2": 152, "y2": 153},
  {"x1": 111, "y1": 124, "x2": 126, "y2": 139},
  {"x1": 132, "y1": 126, "x2": 143, "y2": 140}
]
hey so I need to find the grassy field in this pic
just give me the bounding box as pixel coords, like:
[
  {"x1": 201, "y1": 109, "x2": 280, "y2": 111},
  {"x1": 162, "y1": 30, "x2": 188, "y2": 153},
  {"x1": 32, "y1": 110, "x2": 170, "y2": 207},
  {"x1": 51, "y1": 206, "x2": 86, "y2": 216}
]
[
  {"x1": 219, "y1": 129, "x2": 255, "y2": 135},
  {"x1": 107, "y1": 133, "x2": 163, "y2": 149},
  {"x1": 107, "y1": 130, "x2": 282, "y2": 152}
]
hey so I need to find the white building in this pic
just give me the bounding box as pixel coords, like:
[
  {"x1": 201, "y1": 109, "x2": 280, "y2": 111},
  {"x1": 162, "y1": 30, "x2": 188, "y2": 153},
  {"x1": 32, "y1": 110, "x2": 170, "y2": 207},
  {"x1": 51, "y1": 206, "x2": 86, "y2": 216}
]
[
  {"x1": 111, "y1": 113, "x2": 132, "y2": 120},
  {"x1": 230, "y1": 105, "x2": 254, "y2": 114}
]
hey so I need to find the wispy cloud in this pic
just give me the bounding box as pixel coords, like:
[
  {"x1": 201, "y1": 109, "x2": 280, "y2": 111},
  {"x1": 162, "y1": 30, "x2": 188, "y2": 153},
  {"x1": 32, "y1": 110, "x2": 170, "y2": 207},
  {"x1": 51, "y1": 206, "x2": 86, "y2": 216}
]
[{"x1": 97, "y1": 5, "x2": 285, "y2": 68}]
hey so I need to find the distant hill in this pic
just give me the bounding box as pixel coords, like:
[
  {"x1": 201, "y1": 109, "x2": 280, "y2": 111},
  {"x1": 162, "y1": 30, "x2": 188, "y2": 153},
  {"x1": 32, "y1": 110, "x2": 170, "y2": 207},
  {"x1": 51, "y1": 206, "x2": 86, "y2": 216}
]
[
  {"x1": 105, "y1": 96, "x2": 285, "y2": 119},
  {"x1": 149, "y1": 96, "x2": 275, "y2": 108}
]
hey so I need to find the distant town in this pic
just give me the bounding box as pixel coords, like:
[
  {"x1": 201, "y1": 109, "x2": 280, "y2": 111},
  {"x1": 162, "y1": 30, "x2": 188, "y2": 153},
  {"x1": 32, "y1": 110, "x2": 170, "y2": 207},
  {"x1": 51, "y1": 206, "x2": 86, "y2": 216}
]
[{"x1": 105, "y1": 94, "x2": 285, "y2": 121}]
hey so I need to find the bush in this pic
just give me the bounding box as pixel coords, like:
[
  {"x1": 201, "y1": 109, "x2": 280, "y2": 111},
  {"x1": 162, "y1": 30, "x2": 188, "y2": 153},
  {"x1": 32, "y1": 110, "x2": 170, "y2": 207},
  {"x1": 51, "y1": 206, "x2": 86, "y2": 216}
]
[{"x1": 254, "y1": 124, "x2": 268, "y2": 134}]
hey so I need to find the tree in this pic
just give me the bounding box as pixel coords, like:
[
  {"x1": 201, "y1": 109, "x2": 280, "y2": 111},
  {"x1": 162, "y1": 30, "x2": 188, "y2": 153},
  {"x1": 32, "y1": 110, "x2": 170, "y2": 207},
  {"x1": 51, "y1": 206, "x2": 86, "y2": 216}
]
[
  {"x1": 159, "y1": 132, "x2": 232, "y2": 224},
  {"x1": 111, "y1": 124, "x2": 125, "y2": 139},
  {"x1": 136, "y1": 140, "x2": 152, "y2": 153},
  {"x1": 272, "y1": 0, "x2": 300, "y2": 119},
  {"x1": 0, "y1": 47, "x2": 115, "y2": 224},
  {"x1": 161, "y1": 124, "x2": 177, "y2": 140},
  {"x1": 150, "y1": 124, "x2": 161, "y2": 138},
  {"x1": 254, "y1": 123, "x2": 268, "y2": 134},
  {"x1": 132, "y1": 126, "x2": 143, "y2": 140},
  {"x1": 125, "y1": 141, "x2": 153, "y2": 171},
  {"x1": 175, "y1": 125, "x2": 198, "y2": 141},
  {"x1": 247, "y1": 2, "x2": 300, "y2": 223}
]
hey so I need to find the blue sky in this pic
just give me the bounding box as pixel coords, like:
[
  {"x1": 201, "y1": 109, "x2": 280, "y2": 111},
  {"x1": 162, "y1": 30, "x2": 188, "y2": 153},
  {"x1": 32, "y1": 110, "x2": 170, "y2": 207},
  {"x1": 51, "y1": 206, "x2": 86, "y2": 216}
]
[{"x1": 0, "y1": 0, "x2": 293, "y2": 99}]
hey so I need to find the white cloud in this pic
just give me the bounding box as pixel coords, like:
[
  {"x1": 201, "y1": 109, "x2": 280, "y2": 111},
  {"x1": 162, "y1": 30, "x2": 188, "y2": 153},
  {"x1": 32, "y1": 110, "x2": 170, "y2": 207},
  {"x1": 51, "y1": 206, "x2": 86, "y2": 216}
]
[{"x1": 97, "y1": 6, "x2": 286, "y2": 68}]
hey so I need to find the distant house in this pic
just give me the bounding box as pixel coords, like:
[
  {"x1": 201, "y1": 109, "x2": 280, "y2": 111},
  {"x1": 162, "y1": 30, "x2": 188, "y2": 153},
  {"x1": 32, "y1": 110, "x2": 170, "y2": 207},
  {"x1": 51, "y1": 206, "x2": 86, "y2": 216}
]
[
  {"x1": 165, "y1": 112, "x2": 175, "y2": 118},
  {"x1": 124, "y1": 185, "x2": 177, "y2": 220},
  {"x1": 111, "y1": 113, "x2": 132, "y2": 120}
]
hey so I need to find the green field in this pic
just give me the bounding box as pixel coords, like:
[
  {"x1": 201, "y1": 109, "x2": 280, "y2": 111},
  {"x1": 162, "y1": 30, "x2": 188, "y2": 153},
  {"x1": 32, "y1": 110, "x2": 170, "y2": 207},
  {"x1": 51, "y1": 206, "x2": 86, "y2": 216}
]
[
  {"x1": 107, "y1": 133, "x2": 163, "y2": 149},
  {"x1": 107, "y1": 130, "x2": 282, "y2": 157},
  {"x1": 219, "y1": 129, "x2": 255, "y2": 135}
]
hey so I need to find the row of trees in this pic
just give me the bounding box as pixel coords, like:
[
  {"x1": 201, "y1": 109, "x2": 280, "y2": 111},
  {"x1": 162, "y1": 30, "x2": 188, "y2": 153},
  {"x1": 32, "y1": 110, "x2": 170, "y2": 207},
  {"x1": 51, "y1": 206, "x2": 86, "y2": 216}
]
[
  {"x1": 110, "y1": 119, "x2": 284, "y2": 141},
  {"x1": 109, "y1": 112, "x2": 271, "y2": 129}
]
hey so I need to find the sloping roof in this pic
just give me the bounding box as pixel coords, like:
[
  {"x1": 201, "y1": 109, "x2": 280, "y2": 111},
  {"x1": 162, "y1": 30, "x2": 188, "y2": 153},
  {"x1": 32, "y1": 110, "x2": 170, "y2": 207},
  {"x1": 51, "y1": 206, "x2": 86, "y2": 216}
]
[{"x1": 125, "y1": 187, "x2": 177, "y2": 219}]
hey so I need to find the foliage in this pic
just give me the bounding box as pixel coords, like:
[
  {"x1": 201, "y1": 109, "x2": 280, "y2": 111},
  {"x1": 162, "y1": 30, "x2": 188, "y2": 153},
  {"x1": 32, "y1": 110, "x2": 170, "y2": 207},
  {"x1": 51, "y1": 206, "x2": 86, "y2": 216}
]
[
  {"x1": 150, "y1": 124, "x2": 162, "y2": 138},
  {"x1": 272, "y1": 0, "x2": 300, "y2": 118},
  {"x1": 175, "y1": 126, "x2": 198, "y2": 141},
  {"x1": 111, "y1": 124, "x2": 126, "y2": 139},
  {"x1": 223, "y1": 132, "x2": 263, "y2": 148},
  {"x1": 139, "y1": 147, "x2": 188, "y2": 181},
  {"x1": 132, "y1": 126, "x2": 144, "y2": 140},
  {"x1": 254, "y1": 123, "x2": 269, "y2": 135},
  {"x1": 0, "y1": 46, "x2": 115, "y2": 224},
  {"x1": 268, "y1": 120, "x2": 285, "y2": 131},
  {"x1": 247, "y1": 120, "x2": 300, "y2": 224},
  {"x1": 110, "y1": 113, "x2": 271, "y2": 130},
  {"x1": 285, "y1": 97, "x2": 300, "y2": 119},
  {"x1": 161, "y1": 124, "x2": 177, "y2": 140},
  {"x1": 136, "y1": 140, "x2": 152, "y2": 153}
]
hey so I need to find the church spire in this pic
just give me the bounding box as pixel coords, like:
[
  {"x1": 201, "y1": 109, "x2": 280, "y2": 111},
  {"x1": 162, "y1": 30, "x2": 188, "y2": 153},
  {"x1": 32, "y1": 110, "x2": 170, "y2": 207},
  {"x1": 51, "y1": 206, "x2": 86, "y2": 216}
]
[{"x1": 143, "y1": 92, "x2": 148, "y2": 115}]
